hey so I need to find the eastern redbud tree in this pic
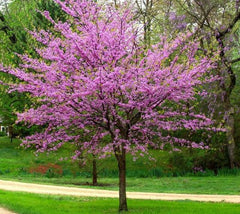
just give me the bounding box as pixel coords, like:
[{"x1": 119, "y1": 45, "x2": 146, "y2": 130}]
[{"x1": 0, "y1": 0, "x2": 219, "y2": 211}]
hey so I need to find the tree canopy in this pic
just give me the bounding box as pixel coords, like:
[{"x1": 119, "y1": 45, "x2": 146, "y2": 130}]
[{"x1": 0, "y1": 0, "x2": 223, "y2": 211}]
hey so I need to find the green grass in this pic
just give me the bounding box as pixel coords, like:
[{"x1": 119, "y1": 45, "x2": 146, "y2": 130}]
[
  {"x1": 0, "y1": 190, "x2": 240, "y2": 214},
  {"x1": 0, "y1": 136, "x2": 192, "y2": 179},
  {"x1": 0, "y1": 136, "x2": 240, "y2": 195}
]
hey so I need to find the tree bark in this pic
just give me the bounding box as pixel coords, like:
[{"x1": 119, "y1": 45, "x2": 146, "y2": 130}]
[
  {"x1": 225, "y1": 107, "x2": 236, "y2": 168},
  {"x1": 92, "y1": 155, "x2": 98, "y2": 186},
  {"x1": 116, "y1": 147, "x2": 128, "y2": 212},
  {"x1": 216, "y1": 22, "x2": 237, "y2": 169}
]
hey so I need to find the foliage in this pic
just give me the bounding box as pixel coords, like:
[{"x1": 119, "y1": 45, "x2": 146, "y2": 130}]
[
  {"x1": 0, "y1": 131, "x2": 7, "y2": 137},
  {"x1": 1, "y1": 0, "x2": 217, "y2": 157},
  {"x1": 0, "y1": 0, "x2": 68, "y2": 137}
]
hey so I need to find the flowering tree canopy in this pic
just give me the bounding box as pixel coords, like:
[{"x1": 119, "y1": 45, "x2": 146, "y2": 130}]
[{"x1": 0, "y1": 0, "x2": 218, "y2": 211}]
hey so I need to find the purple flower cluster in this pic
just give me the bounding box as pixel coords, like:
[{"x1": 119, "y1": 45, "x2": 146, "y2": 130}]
[
  {"x1": 169, "y1": 12, "x2": 187, "y2": 30},
  {"x1": 0, "y1": 0, "x2": 218, "y2": 160}
]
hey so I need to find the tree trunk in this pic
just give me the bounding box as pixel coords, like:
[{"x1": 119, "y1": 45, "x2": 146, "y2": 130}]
[
  {"x1": 117, "y1": 148, "x2": 128, "y2": 212},
  {"x1": 92, "y1": 155, "x2": 98, "y2": 186},
  {"x1": 225, "y1": 107, "x2": 236, "y2": 168},
  {"x1": 9, "y1": 125, "x2": 13, "y2": 143}
]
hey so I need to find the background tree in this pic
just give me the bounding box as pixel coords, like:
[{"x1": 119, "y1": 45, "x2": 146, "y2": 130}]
[
  {"x1": 130, "y1": 0, "x2": 240, "y2": 169},
  {"x1": 173, "y1": 0, "x2": 240, "y2": 168},
  {"x1": 0, "y1": 0, "x2": 67, "y2": 139}
]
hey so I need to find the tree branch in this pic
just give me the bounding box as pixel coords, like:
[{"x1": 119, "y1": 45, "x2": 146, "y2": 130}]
[
  {"x1": 229, "y1": 57, "x2": 240, "y2": 64},
  {"x1": 217, "y1": 11, "x2": 240, "y2": 38}
]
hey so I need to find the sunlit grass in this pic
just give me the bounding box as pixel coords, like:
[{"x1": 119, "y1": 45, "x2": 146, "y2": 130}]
[{"x1": 0, "y1": 190, "x2": 240, "y2": 214}]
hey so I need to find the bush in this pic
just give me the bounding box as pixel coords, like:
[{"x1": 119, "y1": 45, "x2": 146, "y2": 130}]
[
  {"x1": 0, "y1": 131, "x2": 7, "y2": 137},
  {"x1": 168, "y1": 151, "x2": 194, "y2": 175}
]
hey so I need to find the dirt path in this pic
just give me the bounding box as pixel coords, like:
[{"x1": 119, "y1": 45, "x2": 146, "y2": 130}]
[
  {"x1": 0, "y1": 179, "x2": 240, "y2": 214},
  {"x1": 0, "y1": 207, "x2": 17, "y2": 214},
  {"x1": 0, "y1": 179, "x2": 240, "y2": 202}
]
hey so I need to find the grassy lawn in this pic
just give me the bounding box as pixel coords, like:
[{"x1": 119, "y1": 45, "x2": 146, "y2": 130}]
[
  {"x1": 0, "y1": 190, "x2": 240, "y2": 214},
  {"x1": 0, "y1": 137, "x2": 240, "y2": 195}
]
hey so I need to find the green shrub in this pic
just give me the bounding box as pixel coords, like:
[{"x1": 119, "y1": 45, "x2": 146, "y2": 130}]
[{"x1": 0, "y1": 131, "x2": 7, "y2": 137}]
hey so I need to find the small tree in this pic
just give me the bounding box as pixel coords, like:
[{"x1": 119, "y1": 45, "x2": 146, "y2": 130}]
[{"x1": 1, "y1": 0, "x2": 218, "y2": 211}]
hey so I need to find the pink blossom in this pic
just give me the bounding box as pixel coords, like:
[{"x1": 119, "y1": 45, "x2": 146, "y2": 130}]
[{"x1": 0, "y1": 0, "x2": 220, "y2": 159}]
